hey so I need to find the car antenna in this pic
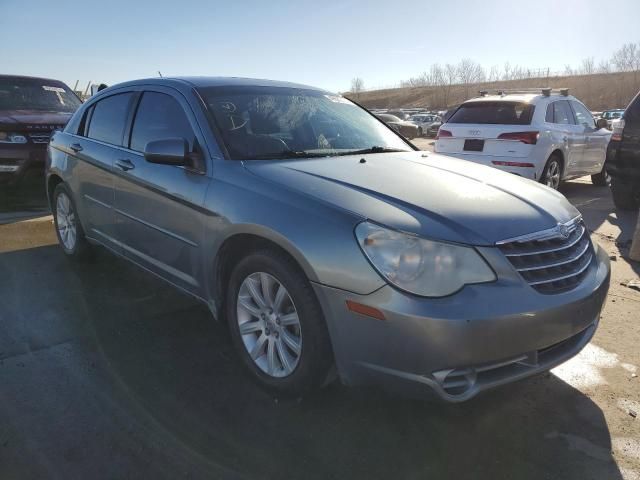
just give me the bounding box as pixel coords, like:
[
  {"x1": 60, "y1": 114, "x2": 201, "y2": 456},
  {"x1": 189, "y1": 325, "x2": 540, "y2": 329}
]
[{"x1": 157, "y1": 71, "x2": 163, "y2": 78}]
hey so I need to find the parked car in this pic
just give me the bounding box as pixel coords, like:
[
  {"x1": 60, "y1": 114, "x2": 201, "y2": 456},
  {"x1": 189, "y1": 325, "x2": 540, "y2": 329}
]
[
  {"x1": 606, "y1": 91, "x2": 640, "y2": 209},
  {"x1": 0, "y1": 74, "x2": 81, "y2": 185},
  {"x1": 600, "y1": 109, "x2": 625, "y2": 129},
  {"x1": 376, "y1": 113, "x2": 421, "y2": 139},
  {"x1": 409, "y1": 113, "x2": 442, "y2": 137},
  {"x1": 47, "y1": 77, "x2": 610, "y2": 402},
  {"x1": 386, "y1": 110, "x2": 411, "y2": 121},
  {"x1": 435, "y1": 89, "x2": 611, "y2": 189}
]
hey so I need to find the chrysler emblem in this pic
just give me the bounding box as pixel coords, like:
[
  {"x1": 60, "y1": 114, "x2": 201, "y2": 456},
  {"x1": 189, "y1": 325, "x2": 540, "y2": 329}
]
[{"x1": 558, "y1": 224, "x2": 571, "y2": 239}]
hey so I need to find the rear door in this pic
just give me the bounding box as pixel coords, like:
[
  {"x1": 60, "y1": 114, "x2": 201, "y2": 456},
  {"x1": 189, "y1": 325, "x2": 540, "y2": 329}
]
[
  {"x1": 570, "y1": 100, "x2": 608, "y2": 174},
  {"x1": 67, "y1": 91, "x2": 136, "y2": 251},
  {"x1": 112, "y1": 87, "x2": 211, "y2": 295},
  {"x1": 435, "y1": 101, "x2": 537, "y2": 160}
]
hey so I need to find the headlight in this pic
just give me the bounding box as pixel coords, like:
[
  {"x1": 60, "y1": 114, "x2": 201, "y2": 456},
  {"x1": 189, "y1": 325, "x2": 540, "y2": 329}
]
[
  {"x1": 355, "y1": 222, "x2": 495, "y2": 297},
  {"x1": 0, "y1": 132, "x2": 27, "y2": 144}
]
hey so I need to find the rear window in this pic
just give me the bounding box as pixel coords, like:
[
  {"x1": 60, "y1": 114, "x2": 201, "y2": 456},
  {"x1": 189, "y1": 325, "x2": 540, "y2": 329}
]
[{"x1": 448, "y1": 101, "x2": 535, "y2": 125}]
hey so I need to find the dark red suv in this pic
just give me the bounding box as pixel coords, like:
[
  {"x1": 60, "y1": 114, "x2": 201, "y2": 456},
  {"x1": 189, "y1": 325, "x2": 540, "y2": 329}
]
[{"x1": 0, "y1": 75, "x2": 81, "y2": 185}]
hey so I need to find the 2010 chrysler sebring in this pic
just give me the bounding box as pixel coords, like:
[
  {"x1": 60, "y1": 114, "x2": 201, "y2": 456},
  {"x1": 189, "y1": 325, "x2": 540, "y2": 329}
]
[{"x1": 46, "y1": 77, "x2": 610, "y2": 402}]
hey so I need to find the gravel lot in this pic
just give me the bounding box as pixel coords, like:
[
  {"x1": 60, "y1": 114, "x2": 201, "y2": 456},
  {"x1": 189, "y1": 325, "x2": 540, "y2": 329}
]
[{"x1": 0, "y1": 156, "x2": 638, "y2": 479}]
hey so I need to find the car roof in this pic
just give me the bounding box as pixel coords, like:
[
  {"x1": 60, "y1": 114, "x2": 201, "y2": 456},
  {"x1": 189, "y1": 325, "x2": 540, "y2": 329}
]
[
  {"x1": 102, "y1": 76, "x2": 330, "y2": 93},
  {"x1": 464, "y1": 93, "x2": 576, "y2": 104},
  {"x1": 0, "y1": 74, "x2": 70, "y2": 85}
]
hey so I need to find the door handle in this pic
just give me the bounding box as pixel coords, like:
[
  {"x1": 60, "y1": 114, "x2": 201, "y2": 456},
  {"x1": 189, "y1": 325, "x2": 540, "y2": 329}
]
[
  {"x1": 115, "y1": 159, "x2": 135, "y2": 171},
  {"x1": 70, "y1": 143, "x2": 83, "y2": 153}
]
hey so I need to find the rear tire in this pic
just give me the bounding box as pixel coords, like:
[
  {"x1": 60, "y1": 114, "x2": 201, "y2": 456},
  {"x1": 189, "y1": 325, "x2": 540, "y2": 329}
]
[
  {"x1": 591, "y1": 165, "x2": 611, "y2": 186},
  {"x1": 610, "y1": 178, "x2": 639, "y2": 210},
  {"x1": 52, "y1": 183, "x2": 93, "y2": 260},
  {"x1": 541, "y1": 154, "x2": 562, "y2": 190},
  {"x1": 225, "y1": 248, "x2": 334, "y2": 396}
]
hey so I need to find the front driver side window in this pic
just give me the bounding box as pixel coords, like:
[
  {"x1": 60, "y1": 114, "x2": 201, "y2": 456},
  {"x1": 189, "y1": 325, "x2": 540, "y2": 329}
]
[
  {"x1": 130, "y1": 92, "x2": 197, "y2": 153},
  {"x1": 571, "y1": 101, "x2": 595, "y2": 129}
]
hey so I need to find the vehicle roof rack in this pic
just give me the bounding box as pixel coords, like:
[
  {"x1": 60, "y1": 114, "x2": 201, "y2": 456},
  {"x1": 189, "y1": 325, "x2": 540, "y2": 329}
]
[{"x1": 479, "y1": 88, "x2": 569, "y2": 97}]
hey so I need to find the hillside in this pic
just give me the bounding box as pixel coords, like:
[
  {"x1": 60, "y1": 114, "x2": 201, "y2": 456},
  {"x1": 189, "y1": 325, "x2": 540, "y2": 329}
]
[{"x1": 346, "y1": 71, "x2": 640, "y2": 111}]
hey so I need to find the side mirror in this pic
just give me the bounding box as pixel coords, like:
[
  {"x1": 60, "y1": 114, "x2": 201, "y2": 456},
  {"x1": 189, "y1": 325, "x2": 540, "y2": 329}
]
[
  {"x1": 596, "y1": 118, "x2": 609, "y2": 129},
  {"x1": 144, "y1": 138, "x2": 189, "y2": 166}
]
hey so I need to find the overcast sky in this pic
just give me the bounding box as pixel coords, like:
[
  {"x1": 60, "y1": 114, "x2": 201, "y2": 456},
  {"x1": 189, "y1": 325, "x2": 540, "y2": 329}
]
[{"x1": 3, "y1": 0, "x2": 639, "y2": 92}]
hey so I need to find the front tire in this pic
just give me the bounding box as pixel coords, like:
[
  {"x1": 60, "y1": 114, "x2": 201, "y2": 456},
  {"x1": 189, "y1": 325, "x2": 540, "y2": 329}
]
[
  {"x1": 541, "y1": 154, "x2": 562, "y2": 190},
  {"x1": 225, "y1": 249, "x2": 334, "y2": 396},
  {"x1": 610, "y1": 178, "x2": 639, "y2": 210},
  {"x1": 52, "y1": 183, "x2": 92, "y2": 260}
]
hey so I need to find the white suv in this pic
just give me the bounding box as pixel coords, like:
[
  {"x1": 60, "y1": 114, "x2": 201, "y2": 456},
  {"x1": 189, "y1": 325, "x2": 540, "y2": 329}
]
[{"x1": 435, "y1": 89, "x2": 611, "y2": 189}]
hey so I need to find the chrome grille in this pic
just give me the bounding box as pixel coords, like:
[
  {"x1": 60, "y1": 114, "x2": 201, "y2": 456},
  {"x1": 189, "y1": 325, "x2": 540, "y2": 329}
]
[
  {"x1": 498, "y1": 219, "x2": 593, "y2": 294},
  {"x1": 28, "y1": 133, "x2": 52, "y2": 144}
]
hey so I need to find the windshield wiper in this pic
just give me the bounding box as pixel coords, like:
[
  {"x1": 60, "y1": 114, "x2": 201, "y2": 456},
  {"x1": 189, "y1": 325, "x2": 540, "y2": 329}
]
[
  {"x1": 240, "y1": 150, "x2": 332, "y2": 160},
  {"x1": 334, "y1": 146, "x2": 411, "y2": 156}
]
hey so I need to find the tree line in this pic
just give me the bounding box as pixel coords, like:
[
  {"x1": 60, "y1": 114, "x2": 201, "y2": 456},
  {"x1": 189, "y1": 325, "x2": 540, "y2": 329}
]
[{"x1": 350, "y1": 42, "x2": 640, "y2": 108}]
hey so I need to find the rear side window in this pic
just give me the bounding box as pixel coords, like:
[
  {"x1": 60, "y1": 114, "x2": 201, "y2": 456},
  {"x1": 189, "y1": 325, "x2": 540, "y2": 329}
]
[
  {"x1": 87, "y1": 93, "x2": 134, "y2": 145},
  {"x1": 546, "y1": 101, "x2": 575, "y2": 125},
  {"x1": 447, "y1": 101, "x2": 534, "y2": 125},
  {"x1": 129, "y1": 92, "x2": 196, "y2": 152}
]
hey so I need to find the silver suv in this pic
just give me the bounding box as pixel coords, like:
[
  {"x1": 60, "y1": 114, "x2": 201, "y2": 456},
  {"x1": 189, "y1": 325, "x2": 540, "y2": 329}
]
[
  {"x1": 47, "y1": 77, "x2": 610, "y2": 402},
  {"x1": 436, "y1": 89, "x2": 612, "y2": 189}
]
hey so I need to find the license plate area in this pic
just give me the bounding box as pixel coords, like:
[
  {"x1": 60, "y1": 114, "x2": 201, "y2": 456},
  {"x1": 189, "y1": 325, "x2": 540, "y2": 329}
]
[{"x1": 464, "y1": 139, "x2": 485, "y2": 152}]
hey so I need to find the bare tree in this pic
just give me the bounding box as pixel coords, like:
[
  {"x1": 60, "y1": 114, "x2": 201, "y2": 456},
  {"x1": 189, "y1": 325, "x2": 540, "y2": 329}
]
[
  {"x1": 351, "y1": 77, "x2": 364, "y2": 98},
  {"x1": 611, "y1": 42, "x2": 640, "y2": 86},
  {"x1": 502, "y1": 61, "x2": 512, "y2": 81},
  {"x1": 487, "y1": 65, "x2": 500, "y2": 82},
  {"x1": 457, "y1": 59, "x2": 485, "y2": 99},
  {"x1": 597, "y1": 59, "x2": 611, "y2": 74},
  {"x1": 580, "y1": 57, "x2": 595, "y2": 75}
]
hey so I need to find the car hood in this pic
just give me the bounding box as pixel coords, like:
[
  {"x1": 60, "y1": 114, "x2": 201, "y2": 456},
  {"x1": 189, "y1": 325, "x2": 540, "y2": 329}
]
[
  {"x1": 0, "y1": 109, "x2": 72, "y2": 128},
  {"x1": 244, "y1": 151, "x2": 580, "y2": 246}
]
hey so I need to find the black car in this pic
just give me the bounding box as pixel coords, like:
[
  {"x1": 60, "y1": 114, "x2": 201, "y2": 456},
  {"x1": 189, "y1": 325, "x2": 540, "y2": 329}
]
[
  {"x1": 606, "y1": 91, "x2": 640, "y2": 209},
  {"x1": 0, "y1": 75, "x2": 81, "y2": 185}
]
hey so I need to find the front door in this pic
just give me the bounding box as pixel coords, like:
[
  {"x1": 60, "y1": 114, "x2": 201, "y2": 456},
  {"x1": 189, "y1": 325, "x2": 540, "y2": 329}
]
[
  {"x1": 113, "y1": 89, "x2": 211, "y2": 295},
  {"x1": 570, "y1": 100, "x2": 606, "y2": 174}
]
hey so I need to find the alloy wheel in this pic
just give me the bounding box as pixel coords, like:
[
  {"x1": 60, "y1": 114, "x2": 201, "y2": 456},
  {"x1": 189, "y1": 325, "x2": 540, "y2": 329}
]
[
  {"x1": 236, "y1": 272, "x2": 302, "y2": 378},
  {"x1": 56, "y1": 192, "x2": 77, "y2": 251},
  {"x1": 545, "y1": 160, "x2": 561, "y2": 189}
]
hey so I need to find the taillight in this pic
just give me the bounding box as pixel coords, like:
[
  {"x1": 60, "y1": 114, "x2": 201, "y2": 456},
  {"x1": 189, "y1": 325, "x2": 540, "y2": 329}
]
[
  {"x1": 611, "y1": 119, "x2": 625, "y2": 141},
  {"x1": 436, "y1": 129, "x2": 452, "y2": 140},
  {"x1": 497, "y1": 131, "x2": 539, "y2": 145}
]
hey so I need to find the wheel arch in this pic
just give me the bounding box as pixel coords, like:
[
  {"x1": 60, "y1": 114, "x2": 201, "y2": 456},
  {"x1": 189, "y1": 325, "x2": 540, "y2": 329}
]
[
  {"x1": 211, "y1": 226, "x2": 319, "y2": 320},
  {"x1": 548, "y1": 149, "x2": 565, "y2": 176},
  {"x1": 46, "y1": 173, "x2": 64, "y2": 208}
]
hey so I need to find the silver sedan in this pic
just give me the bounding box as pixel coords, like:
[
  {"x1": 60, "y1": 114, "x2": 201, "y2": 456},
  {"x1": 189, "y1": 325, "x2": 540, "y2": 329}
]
[{"x1": 46, "y1": 77, "x2": 610, "y2": 402}]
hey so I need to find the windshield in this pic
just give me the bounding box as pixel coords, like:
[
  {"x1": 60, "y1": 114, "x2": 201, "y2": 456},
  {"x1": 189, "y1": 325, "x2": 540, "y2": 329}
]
[
  {"x1": 200, "y1": 86, "x2": 411, "y2": 160},
  {"x1": 448, "y1": 101, "x2": 535, "y2": 125},
  {"x1": 0, "y1": 77, "x2": 81, "y2": 113}
]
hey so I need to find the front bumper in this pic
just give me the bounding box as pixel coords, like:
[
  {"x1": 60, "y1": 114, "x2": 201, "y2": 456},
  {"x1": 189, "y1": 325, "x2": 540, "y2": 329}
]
[
  {"x1": 313, "y1": 242, "x2": 610, "y2": 402},
  {"x1": 0, "y1": 144, "x2": 47, "y2": 185}
]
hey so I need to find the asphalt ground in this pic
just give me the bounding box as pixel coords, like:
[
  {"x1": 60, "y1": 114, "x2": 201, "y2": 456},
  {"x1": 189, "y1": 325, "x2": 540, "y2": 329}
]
[{"x1": 0, "y1": 158, "x2": 639, "y2": 479}]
